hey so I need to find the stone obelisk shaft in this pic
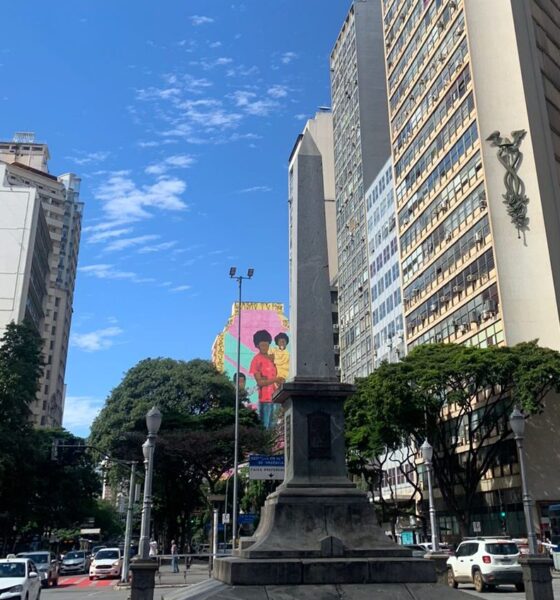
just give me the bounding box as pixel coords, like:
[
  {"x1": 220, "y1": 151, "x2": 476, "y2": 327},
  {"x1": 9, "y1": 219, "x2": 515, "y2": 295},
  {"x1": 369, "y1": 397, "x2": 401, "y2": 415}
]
[{"x1": 289, "y1": 131, "x2": 335, "y2": 380}]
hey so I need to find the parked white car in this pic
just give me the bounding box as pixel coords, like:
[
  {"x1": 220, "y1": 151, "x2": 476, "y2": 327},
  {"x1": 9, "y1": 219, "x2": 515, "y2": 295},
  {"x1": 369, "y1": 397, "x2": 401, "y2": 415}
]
[
  {"x1": 446, "y1": 537, "x2": 523, "y2": 592},
  {"x1": 89, "y1": 548, "x2": 122, "y2": 580},
  {"x1": 0, "y1": 558, "x2": 41, "y2": 600}
]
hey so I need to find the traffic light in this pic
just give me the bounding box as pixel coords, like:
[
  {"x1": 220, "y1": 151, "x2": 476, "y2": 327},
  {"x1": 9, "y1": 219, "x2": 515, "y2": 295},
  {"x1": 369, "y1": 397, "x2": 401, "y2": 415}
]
[{"x1": 499, "y1": 510, "x2": 507, "y2": 533}]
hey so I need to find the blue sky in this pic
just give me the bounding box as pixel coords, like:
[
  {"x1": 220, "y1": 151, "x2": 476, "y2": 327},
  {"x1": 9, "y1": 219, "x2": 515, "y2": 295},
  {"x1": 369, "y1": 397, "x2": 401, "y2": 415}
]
[{"x1": 1, "y1": 1, "x2": 351, "y2": 436}]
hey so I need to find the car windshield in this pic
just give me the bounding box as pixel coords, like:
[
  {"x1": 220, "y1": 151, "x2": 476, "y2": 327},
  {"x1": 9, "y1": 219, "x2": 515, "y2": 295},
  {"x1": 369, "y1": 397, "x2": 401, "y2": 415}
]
[
  {"x1": 0, "y1": 563, "x2": 25, "y2": 578},
  {"x1": 20, "y1": 553, "x2": 49, "y2": 564},
  {"x1": 96, "y1": 550, "x2": 118, "y2": 560},
  {"x1": 485, "y1": 543, "x2": 519, "y2": 555},
  {"x1": 65, "y1": 552, "x2": 84, "y2": 560}
]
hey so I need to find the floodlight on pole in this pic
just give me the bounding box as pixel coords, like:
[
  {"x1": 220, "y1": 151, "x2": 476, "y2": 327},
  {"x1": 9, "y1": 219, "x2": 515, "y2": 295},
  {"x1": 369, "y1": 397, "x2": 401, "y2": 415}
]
[{"x1": 229, "y1": 267, "x2": 254, "y2": 549}]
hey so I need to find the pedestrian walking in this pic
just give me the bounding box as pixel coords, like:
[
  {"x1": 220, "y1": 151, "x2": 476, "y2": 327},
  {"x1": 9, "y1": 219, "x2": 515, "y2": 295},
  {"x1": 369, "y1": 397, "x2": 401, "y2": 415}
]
[
  {"x1": 149, "y1": 538, "x2": 158, "y2": 558},
  {"x1": 171, "y1": 540, "x2": 179, "y2": 573}
]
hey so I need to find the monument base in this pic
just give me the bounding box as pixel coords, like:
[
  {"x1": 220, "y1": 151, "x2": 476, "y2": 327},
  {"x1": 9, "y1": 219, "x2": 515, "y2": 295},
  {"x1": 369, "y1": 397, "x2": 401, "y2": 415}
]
[
  {"x1": 171, "y1": 578, "x2": 477, "y2": 600},
  {"x1": 214, "y1": 556, "x2": 436, "y2": 585}
]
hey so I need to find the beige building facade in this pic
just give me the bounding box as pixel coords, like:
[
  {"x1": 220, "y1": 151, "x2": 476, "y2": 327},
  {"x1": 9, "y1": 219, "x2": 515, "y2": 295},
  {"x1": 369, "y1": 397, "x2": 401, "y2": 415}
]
[
  {"x1": 382, "y1": 0, "x2": 560, "y2": 538},
  {"x1": 0, "y1": 136, "x2": 83, "y2": 427}
]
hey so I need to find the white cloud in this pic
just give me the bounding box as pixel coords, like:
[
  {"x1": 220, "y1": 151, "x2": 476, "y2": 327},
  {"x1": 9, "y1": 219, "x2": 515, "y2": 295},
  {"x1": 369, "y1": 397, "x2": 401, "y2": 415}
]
[
  {"x1": 70, "y1": 326, "x2": 123, "y2": 352},
  {"x1": 231, "y1": 91, "x2": 279, "y2": 116},
  {"x1": 63, "y1": 396, "x2": 104, "y2": 437},
  {"x1": 95, "y1": 172, "x2": 188, "y2": 222},
  {"x1": 145, "y1": 154, "x2": 196, "y2": 176},
  {"x1": 136, "y1": 87, "x2": 181, "y2": 101},
  {"x1": 87, "y1": 227, "x2": 133, "y2": 244},
  {"x1": 66, "y1": 150, "x2": 110, "y2": 166},
  {"x1": 171, "y1": 285, "x2": 192, "y2": 292},
  {"x1": 105, "y1": 234, "x2": 160, "y2": 253},
  {"x1": 78, "y1": 264, "x2": 155, "y2": 283},
  {"x1": 190, "y1": 57, "x2": 234, "y2": 71},
  {"x1": 191, "y1": 15, "x2": 214, "y2": 26},
  {"x1": 209, "y1": 41, "x2": 222, "y2": 48},
  {"x1": 138, "y1": 240, "x2": 178, "y2": 254},
  {"x1": 237, "y1": 185, "x2": 272, "y2": 194},
  {"x1": 267, "y1": 85, "x2": 289, "y2": 99},
  {"x1": 281, "y1": 52, "x2": 298, "y2": 64}
]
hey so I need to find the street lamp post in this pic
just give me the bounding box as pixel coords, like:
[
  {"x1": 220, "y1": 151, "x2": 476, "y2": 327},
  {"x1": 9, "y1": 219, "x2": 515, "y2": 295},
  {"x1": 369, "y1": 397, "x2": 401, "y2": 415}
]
[
  {"x1": 121, "y1": 462, "x2": 137, "y2": 583},
  {"x1": 229, "y1": 266, "x2": 254, "y2": 548},
  {"x1": 509, "y1": 407, "x2": 554, "y2": 599},
  {"x1": 509, "y1": 407, "x2": 538, "y2": 555},
  {"x1": 420, "y1": 440, "x2": 440, "y2": 552},
  {"x1": 138, "y1": 407, "x2": 162, "y2": 559}
]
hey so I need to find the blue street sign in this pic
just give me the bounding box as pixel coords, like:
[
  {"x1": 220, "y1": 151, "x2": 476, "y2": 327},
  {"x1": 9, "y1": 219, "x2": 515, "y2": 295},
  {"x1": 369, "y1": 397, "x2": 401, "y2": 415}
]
[
  {"x1": 238, "y1": 513, "x2": 256, "y2": 525},
  {"x1": 248, "y1": 454, "x2": 285, "y2": 480},
  {"x1": 249, "y1": 455, "x2": 285, "y2": 467}
]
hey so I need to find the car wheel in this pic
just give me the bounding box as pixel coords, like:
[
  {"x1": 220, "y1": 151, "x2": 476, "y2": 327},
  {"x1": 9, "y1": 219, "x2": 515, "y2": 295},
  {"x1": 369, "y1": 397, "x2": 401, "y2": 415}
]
[
  {"x1": 89, "y1": 576, "x2": 93, "y2": 581},
  {"x1": 447, "y1": 568, "x2": 458, "y2": 588},
  {"x1": 515, "y1": 582, "x2": 525, "y2": 592},
  {"x1": 473, "y1": 570, "x2": 486, "y2": 593},
  {"x1": 52, "y1": 579, "x2": 58, "y2": 587}
]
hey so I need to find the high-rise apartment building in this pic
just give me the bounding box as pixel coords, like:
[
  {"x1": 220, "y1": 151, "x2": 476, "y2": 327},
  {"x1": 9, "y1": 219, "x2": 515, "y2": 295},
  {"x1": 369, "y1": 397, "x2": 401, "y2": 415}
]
[
  {"x1": 383, "y1": 0, "x2": 560, "y2": 353},
  {"x1": 382, "y1": 0, "x2": 560, "y2": 537},
  {"x1": 330, "y1": 0, "x2": 391, "y2": 382},
  {"x1": 0, "y1": 162, "x2": 51, "y2": 335},
  {"x1": 0, "y1": 134, "x2": 83, "y2": 427},
  {"x1": 366, "y1": 159, "x2": 405, "y2": 368}
]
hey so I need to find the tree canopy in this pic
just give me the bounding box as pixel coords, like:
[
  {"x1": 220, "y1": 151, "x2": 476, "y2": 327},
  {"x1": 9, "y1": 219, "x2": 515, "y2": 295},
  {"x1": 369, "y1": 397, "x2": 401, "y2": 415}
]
[
  {"x1": 89, "y1": 358, "x2": 270, "y2": 547},
  {"x1": 346, "y1": 341, "x2": 560, "y2": 535}
]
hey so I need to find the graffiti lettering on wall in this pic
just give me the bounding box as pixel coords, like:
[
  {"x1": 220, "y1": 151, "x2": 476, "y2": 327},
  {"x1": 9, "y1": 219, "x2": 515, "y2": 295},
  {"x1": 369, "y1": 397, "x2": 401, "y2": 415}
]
[{"x1": 211, "y1": 302, "x2": 290, "y2": 429}]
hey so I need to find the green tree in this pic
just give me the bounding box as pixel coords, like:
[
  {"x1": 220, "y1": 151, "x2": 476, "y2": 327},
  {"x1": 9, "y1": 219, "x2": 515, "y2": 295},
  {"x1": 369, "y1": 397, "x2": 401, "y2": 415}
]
[
  {"x1": 89, "y1": 358, "x2": 270, "y2": 548},
  {"x1": 0, "y1": 321, "x2": 44, "y2": 428},
  {"x1": 0, "y1": 321, "x2": 44, "y2": 550},
  {"x1": 347, "y1": 342, "x2": 560, "y2": 536}
]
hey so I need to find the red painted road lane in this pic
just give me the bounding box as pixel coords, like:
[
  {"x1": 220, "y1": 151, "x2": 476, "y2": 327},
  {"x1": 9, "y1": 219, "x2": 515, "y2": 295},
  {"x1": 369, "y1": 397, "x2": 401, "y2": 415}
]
[{"x1": 58, "y1": 576, "x2": 117, "y2": 588}]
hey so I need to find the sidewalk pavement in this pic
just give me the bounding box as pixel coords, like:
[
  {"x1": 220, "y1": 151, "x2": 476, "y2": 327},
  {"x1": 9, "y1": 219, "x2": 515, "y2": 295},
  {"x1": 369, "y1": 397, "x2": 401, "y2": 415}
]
[{"x1": 117, "y1": 562, "x2": 212, "y2": 589}]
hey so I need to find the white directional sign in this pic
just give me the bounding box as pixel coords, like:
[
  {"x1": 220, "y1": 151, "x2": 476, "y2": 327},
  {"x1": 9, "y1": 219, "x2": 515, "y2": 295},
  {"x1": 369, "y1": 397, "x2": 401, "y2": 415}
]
[
  {"x1": 222, "y1": 513, "x2": 230, "y2": 524},
  {"x1": 249, "y1": 454, "x2": 285, "y2": 480}
]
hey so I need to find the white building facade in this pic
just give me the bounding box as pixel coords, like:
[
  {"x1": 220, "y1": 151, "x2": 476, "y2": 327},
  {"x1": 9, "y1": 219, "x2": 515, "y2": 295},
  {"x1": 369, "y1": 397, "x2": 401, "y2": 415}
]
[
  {"x1": 0, "y1": 135, "x2": 83, "y2": 427},
  {"x1": 366, "y1": 159, "x2": 405, "y2": 367}
]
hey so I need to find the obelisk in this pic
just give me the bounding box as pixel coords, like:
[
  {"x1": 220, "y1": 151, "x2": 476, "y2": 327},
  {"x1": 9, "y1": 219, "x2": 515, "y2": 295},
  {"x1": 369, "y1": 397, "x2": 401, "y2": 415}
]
[{"x1": 176, "y1": 128, "x2": 475, "y2": 598}]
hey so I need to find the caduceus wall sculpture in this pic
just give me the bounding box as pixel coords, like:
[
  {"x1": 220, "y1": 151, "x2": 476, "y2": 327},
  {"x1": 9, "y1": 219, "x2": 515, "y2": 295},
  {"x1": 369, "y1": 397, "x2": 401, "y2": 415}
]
[{"x1": 486, "y1": 129, "x2": 529, "y2": 239}]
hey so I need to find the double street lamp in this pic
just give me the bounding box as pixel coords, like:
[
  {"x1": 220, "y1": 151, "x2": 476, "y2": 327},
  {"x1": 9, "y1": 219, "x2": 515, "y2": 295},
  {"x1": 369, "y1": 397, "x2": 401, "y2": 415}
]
[
  {"x1": 509, "y1": 407, "x2": 538, "y2": 555},
  {"x1": 420, "y1": 440, "x2": 440, "y2": 552},
  {"x1": 138, "y1": 407, "x2": 162, "y2": 560},
  {"x1": 229, "y1": 267, "x2": 254, "y2": 548}
]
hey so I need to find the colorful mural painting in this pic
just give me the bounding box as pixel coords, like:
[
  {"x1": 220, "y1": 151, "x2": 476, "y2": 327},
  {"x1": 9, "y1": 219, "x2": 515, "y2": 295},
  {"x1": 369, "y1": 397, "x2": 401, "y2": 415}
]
[{"x1": 211, "y1": 302, "x2": 290, "y2": 428}]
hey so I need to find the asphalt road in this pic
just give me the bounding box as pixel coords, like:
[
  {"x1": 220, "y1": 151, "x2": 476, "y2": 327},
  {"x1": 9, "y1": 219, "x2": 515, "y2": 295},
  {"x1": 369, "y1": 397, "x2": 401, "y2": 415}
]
[{"x1": 457, "y1": 577, "x2": 560, "y2": 598}]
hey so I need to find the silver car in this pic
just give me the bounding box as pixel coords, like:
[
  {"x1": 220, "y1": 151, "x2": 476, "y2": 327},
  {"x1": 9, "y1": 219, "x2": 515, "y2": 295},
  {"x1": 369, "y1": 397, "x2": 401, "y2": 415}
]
[
  {"x1": 59, "y1": 551, "x2": 90, "y2": 575},
  {"x1": 16, "y1": 553, "x2": 59, "y2": 587}
]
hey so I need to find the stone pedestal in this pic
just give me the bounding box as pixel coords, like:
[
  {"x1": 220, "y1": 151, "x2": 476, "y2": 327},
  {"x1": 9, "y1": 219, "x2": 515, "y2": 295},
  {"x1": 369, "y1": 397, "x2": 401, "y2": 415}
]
[
  {"x1": 520, "y1": 556, "x2": 554, "y2": 600},
  {"x1": 130, "y1": 559, "x2": 158, "y2": 600},
  {"x1": 424, "y1": 552, "x2": 451, "y2": 585}
]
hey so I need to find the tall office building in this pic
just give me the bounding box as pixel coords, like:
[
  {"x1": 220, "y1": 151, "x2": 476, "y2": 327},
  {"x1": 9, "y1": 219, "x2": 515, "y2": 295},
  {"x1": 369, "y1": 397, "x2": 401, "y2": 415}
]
[
  {"x1": 0, "y1": 134, "x2": 83, "y2": 427},
  {"x1": 382, "y1": 0, "x2": 560, "y2": 536},
  {"x1": 0, "y1": 162, "x2": 51, "y2": 335},
  {"x1": 366, "y1": 159, "x2": 405, "y2": 368},
  {"x1": 383, "y1": 0, "x2": 560, "y2": 352},
  {"x1": 330, "y1": 0, "x2": 392, "y2": 382}
]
